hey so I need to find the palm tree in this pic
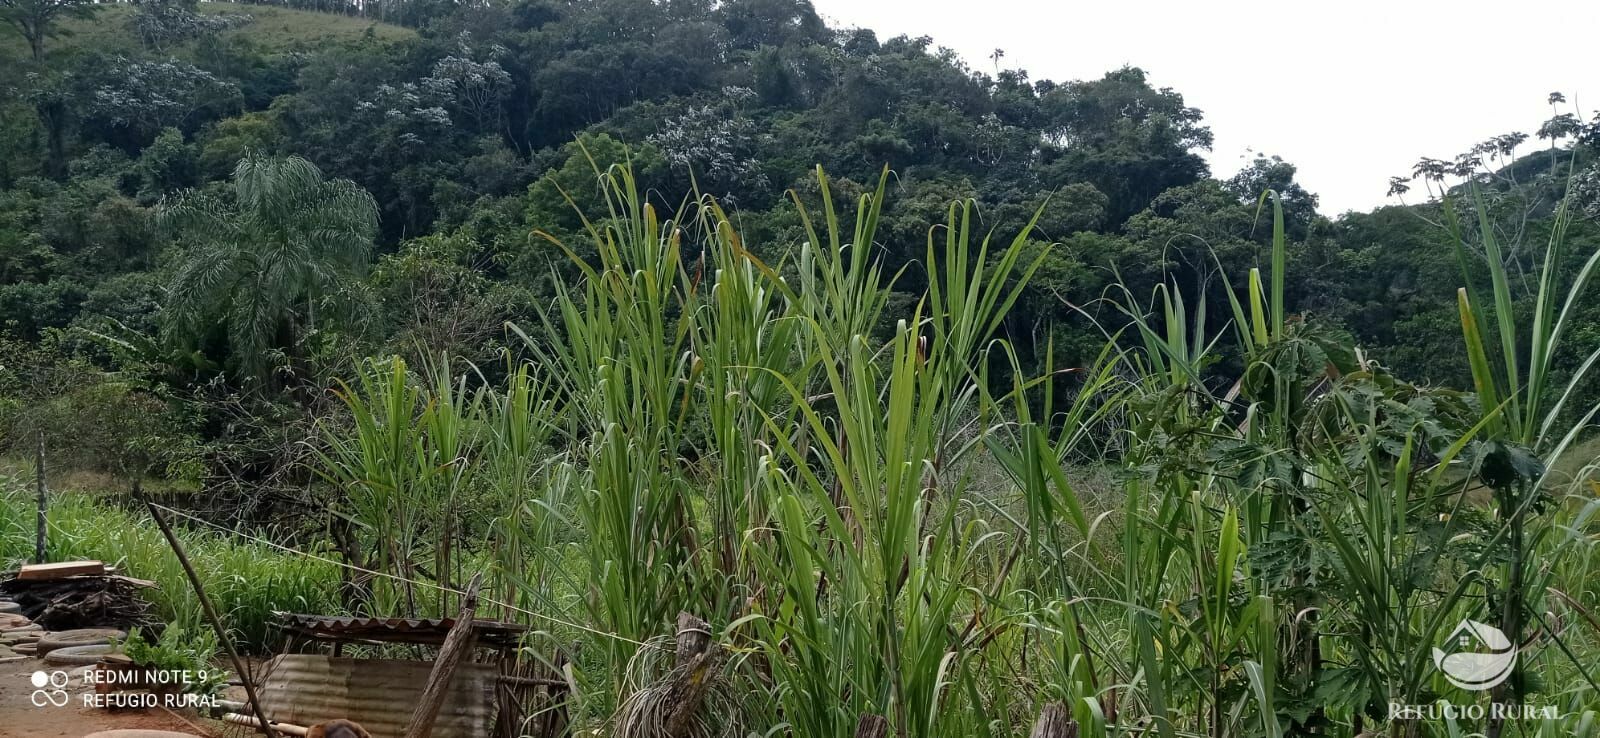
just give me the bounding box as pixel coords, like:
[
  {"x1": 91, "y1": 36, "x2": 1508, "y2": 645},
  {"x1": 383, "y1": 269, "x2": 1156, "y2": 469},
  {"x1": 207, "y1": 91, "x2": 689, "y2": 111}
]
[{"x1": 160, "y1": 151, "x2": 379, "y2": 383}]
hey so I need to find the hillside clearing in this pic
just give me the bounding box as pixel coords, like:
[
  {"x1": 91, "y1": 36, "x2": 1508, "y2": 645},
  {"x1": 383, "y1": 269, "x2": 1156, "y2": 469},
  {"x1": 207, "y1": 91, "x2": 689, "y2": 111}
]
[{"x1": 0, "y1": 2, "x2": 412, "y2": 60}]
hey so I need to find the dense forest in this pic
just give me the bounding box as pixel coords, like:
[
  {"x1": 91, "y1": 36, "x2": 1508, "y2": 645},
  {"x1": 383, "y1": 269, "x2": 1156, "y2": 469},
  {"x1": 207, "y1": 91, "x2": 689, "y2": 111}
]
[
  {"x1": 2, "y1": 0, "x2": 1600, "y2": 736},
  {"x1": 2, "y1": 0, "x2": 1594, "y2": 490}
]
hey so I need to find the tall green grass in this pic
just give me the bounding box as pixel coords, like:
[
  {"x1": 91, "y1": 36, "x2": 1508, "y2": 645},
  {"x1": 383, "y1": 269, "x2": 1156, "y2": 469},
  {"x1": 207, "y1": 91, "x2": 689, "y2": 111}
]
[
  {"x1": 291, "y1": 160, "x2": 1600, "y2": 737},
  {"x1": 0, "y1": 478, "x2": 340, "y2": 652},
  {"x1": 17, "y1": 156, "x2": 1596, "y2": 736}
]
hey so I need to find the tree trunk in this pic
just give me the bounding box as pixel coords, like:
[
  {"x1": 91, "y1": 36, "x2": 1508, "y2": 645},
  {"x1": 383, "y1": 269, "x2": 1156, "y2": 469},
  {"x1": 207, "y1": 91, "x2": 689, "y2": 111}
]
[{"x1": 36, "y1": 97, "x2": 67, "y2": 180}]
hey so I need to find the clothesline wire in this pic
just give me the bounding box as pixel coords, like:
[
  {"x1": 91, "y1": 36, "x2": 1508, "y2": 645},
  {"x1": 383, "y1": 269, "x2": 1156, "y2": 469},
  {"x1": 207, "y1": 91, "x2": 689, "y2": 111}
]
[{"x1": 147, "y1": 502, "x2": 646, "y2": 647}]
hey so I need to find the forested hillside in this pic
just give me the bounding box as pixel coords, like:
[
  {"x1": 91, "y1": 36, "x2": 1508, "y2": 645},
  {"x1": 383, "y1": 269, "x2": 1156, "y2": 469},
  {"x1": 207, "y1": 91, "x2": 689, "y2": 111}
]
[
  {"x1": 3, "y1": 0, "x2": 1595, "y2": 489},
  {"x1": 4, "y1": 1, "x2": 1600, "y2": 735}
]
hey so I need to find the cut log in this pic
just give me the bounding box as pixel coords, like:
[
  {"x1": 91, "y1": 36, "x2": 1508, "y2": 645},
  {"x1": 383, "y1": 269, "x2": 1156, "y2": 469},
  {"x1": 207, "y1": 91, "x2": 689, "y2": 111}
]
[
  {"x1": 0, "y1": 573, "x2": 151, "y2": 631},
  {"x1": 853, "y1": 715, "x2": 889, "y2": 738},
  {"x1": 222, "y1": 714, "x2": 311, "y2": 737},
  {"x1": 17, "y1": 561, "x2": 105, "y2": 580},
  {"x1": 82, "y1": 731, "x2": 205, "y2": 738},
  {"x1": 1029, "y1": 702, "x2": 1077, "y2": 738}
]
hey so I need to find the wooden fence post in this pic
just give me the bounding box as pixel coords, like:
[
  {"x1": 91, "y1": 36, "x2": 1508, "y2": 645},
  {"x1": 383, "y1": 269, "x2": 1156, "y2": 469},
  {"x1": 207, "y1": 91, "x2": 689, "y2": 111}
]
[
  {"x1": 663, "y1": 611, "x2": 717, "y2": 738},
  {"x1": 403, "y1": 572, "x2": 484, "y2": 738},
  {"x1": 1030, "y1": 701, "x2": 1077, "y2": 738},
  {"x1": 34, "y1": 434, "x2": 46, "y2": 564},
  {"x1": 673, "y1": 611, "x2": 711, "y2": 668}
]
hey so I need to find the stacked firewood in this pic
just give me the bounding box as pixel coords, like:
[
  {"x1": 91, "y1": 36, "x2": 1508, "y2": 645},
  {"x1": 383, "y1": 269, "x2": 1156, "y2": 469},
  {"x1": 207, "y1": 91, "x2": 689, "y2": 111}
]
[{"x1": 0, "y1": 561, "x2": 154, "y2": 631}]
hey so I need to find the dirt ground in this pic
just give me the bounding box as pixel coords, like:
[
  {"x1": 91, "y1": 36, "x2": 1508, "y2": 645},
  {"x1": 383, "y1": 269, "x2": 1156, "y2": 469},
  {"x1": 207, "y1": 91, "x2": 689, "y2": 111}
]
[{"x1": 0, "y1": 656, "x2": 219, "y2": 738}]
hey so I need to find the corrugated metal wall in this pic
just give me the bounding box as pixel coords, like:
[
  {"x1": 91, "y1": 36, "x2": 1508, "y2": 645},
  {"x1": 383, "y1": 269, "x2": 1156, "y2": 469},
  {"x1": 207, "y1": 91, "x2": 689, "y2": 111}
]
[{"x1": 258, "y1": 654, "x2": 496, "y2": 737}]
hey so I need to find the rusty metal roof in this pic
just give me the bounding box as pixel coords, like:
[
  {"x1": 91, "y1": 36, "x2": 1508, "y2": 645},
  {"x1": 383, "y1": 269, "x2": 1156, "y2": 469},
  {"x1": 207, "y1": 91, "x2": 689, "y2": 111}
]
[{"x1": 274, "y1": 612, "x2": 528, "y2": 649}]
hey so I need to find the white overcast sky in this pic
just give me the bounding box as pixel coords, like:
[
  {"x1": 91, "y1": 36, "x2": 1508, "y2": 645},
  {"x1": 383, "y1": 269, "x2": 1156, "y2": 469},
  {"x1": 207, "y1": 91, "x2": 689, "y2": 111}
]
[{"x1": 807, "y1": 0, "x2": 1598, "y2": 215}]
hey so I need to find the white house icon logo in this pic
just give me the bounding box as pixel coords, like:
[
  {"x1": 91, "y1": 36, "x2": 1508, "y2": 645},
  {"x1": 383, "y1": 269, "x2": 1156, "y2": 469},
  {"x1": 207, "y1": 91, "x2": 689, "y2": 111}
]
[{"x1": 1432, "y1": 619, "x2": 1517, "y2": 691}]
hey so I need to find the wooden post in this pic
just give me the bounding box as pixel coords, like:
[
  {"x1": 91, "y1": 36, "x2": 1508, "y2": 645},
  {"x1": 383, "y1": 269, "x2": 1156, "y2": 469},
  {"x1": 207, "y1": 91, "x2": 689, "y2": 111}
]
[
  {"x1": 1029, "y1": 702, "x2": 1077, "y2": 738},
  {"x1": 673, "y1": 611, "x2": 711, "y2": 668},
  {"x1": 142, "y1": 491, "x2": 279, "y2": 738},
  {"x1": 663, "y1": 612, "x2": 717, "y2": 738},
  {"x1": 853, "y1": 714, "x2": 889, "y2": 738},
  {"x1": 403, "y1": 572, "x2": 484, "y2": 738},
  {"x1": 34, "y1": 434, "x2": 46, "y2": 564}
]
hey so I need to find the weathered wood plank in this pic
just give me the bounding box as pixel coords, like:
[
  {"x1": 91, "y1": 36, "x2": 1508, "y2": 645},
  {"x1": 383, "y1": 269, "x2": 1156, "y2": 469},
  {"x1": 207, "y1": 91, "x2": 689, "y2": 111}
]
[{"x1": 17, "y1": 561, "x2": 106, "y2": 581}]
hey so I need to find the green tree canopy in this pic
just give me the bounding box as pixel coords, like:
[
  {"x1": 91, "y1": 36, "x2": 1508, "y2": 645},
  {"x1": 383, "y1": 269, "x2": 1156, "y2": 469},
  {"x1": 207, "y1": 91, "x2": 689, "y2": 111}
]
[
  {"x1": 160, "y1": 151, "x2": 378, "y2": 383},
  {"x1": 0, "y1": 0, "x2": 96, "y2": 60}
]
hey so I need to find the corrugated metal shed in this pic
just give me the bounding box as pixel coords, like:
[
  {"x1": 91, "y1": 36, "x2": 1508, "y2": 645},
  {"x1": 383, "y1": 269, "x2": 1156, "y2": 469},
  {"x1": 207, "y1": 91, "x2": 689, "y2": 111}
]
[{"x1": 258, "y1": 654, "x2": 497, "y2": 738}]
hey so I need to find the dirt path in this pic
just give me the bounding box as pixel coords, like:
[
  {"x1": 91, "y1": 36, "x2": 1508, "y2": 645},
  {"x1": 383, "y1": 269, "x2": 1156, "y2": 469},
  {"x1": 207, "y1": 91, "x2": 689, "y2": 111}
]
[{"x1": 0, "y1": 656, "x2": 216, "y2": 738}]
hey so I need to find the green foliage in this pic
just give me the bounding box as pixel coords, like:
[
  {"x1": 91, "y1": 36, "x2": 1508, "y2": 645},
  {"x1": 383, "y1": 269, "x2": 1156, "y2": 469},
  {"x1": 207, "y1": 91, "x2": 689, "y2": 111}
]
[
  {"x1": 0, "y1": 2, "x2": 411, "y2": 61},
  {"x1": 196, "y1": 111, "x2": 281, "y2": 180},
  {"x1": 315, "y1": 355, "x2": 478, "y2": 617},
  {"x1": 121, "y1": 625, "x2": 226, "y2": 695},
  {"x1": 83, "y1": 55, "x2": 242, "y2": 142},
  {"x1": 0, "y1": 5, "x2": 1597, "y2": 737},
  {"x1": 0, "y1": 479, "x2": 342, "y2": 652},
  {"x1": 369, "y1": 231, "x2": 533, "y2": 367},
  {"x1": 303, "y1": 160, "x2": 1600, "y2": 736},
  {"x1": 159, "y1": 150, "x2": 378, "y2": 382},
  {"x1": 0, "y1": 0, "x2": 99, "y2": 60},
  {"x1": 523, "y1": 133, "x2": 668, "y2": 240},
  {"x1": 0, "y1": 334, "x2": 203, "y2": 480},
  {"x1": 1038, "y1": 66, "x2": 1213, "y2": 224},
  {"x1": 130, "y1": 0, "x2": 252, "y2": 53}
]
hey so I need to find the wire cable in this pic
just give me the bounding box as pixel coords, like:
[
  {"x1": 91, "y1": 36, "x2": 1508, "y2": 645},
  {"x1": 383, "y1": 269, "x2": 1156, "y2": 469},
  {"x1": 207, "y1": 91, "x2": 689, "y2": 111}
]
[{"x1": 148, "y1": 502, "x2": 645, "y2": 646}]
